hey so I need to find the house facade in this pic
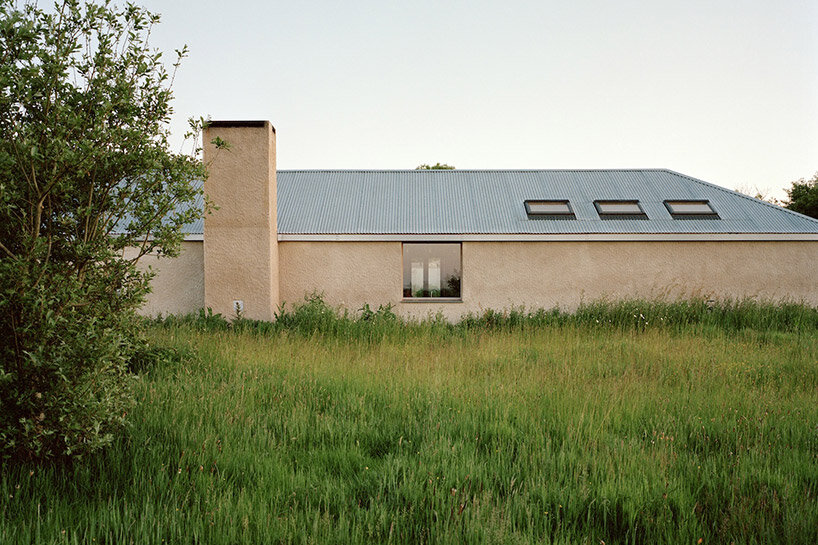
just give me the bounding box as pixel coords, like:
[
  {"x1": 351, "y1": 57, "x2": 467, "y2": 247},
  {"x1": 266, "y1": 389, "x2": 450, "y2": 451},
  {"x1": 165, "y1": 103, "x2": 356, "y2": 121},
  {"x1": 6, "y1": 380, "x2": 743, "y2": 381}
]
[{"x1": 134, "y1": 121, "x2": 818, "y2": 321}]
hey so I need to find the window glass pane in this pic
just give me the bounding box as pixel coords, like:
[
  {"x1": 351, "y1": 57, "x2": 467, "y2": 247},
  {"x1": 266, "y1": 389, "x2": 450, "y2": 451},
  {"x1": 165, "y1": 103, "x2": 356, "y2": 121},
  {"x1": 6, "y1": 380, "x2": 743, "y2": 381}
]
[
  {"x1": 596, "y1": 201, "x2": 642, "y2": 214},
  {"x1": 411, "y1": 261, "x2": 424, "y2": 297},
  {"x1": 428, "y1": 258, "x2": 441, "y2": 296},
  {"x1": 666, "y1": 201, "x2": 715, "y2": 214},
  {"x1": 403, "y1": 243, "x2": 461, "y2": 299},
  {"x1": 526, "y1": 201, "x2": 571, "y2": 214}
]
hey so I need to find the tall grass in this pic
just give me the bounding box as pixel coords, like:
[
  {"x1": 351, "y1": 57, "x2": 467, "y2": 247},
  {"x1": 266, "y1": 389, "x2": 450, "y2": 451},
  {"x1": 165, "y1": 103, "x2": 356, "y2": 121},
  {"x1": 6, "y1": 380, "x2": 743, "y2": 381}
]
[
  {"x1": 1, "y1": 298, "x2": 816, "y2": 544},
  {"x1": 160, "y1": 294, "x2": 818, "y2": 340}
]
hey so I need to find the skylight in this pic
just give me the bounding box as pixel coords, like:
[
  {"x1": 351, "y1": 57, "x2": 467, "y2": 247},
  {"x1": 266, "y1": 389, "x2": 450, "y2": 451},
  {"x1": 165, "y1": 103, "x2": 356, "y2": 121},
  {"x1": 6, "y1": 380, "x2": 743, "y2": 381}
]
[
  {"x1": 594, "y1": 200, "x2": 648, "y2": 220},
  {"x1": 524, "y1": 200, "x2": 575, "y2": 220},
  {"x1": 664, "y1": 200, "x2": 720, "y2": 219}
]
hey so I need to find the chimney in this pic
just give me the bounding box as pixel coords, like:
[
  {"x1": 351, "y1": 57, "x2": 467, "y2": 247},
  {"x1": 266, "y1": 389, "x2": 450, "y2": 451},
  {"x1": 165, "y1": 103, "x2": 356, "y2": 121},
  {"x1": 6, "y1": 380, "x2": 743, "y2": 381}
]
[{"x1": 203, "y1": 121, "x2": 278, "y2": 321}]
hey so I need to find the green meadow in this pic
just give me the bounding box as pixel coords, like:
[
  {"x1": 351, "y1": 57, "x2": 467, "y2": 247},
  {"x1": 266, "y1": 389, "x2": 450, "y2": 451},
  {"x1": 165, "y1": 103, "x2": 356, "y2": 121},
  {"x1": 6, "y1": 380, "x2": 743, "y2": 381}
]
[{"x1": 2, "y1": 300, "x2": 817, "y2": 544}]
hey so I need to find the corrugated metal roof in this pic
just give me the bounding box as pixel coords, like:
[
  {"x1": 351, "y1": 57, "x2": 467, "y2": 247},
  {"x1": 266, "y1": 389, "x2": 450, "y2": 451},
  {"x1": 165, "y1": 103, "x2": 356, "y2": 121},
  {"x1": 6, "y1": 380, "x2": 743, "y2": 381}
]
[
  {"x1": 275, "y1": 169, "x2": 818, "y2": 235},
  {"x1": 182, "y1": 191, "x2": 205, "y2": 234},
  {"x1": 115, "y1": 185, "x2": 205, "y2": 235}
]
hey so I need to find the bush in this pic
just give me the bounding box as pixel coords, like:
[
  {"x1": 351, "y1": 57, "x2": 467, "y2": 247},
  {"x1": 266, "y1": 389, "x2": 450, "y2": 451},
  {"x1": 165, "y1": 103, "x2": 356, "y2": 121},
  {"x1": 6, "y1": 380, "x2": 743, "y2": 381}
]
[
  {"x1": 0, "y1": 263, "x2": 137, "y2": 461},
  {"x1": 0, "y1": 1, "x2": 206, "y2": 462}
]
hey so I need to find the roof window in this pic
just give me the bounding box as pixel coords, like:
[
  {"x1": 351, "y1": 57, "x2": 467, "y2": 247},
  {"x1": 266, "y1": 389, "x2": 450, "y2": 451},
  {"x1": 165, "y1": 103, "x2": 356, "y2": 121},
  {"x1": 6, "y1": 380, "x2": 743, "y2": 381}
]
[
  {"x1": 664, "y1": 200, "x2": 720, "y2": 219},
  {"x1": 594, "y1": 200, "x2": 648, "y2": 220},
  {"x1": 525, "y1": 200, "x2": 575, "y2": 220}
]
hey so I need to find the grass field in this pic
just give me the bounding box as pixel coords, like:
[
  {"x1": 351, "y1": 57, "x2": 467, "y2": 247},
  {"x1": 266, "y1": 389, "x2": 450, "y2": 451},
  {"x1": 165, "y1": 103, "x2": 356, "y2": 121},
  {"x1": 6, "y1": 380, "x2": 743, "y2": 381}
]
[{"x1": 2, "y1": 300, "x2": 817, "y2": 544}]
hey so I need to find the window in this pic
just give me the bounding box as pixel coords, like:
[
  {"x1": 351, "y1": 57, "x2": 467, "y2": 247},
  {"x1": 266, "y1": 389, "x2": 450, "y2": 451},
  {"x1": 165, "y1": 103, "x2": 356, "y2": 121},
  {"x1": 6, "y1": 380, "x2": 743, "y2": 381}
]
[
  {"x1": 524, "y1": 200, "x2": 575, "y2": 220},
  {"x1": 664, "y1": 200, "x2": 720, "y2": 219},
  {"x1": 402, "y1": 243, "x2": 461, "y2": 299},
  {"x1": 594, "y1": 200, "x2": 648, "y2": 220}
]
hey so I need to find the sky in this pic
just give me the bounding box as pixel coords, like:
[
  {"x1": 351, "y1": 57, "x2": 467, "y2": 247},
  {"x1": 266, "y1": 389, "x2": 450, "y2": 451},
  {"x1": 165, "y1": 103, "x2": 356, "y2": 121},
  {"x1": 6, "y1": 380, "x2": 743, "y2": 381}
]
[{"x1": 141, "y1": 0, "x2": 818, "y2": 199}]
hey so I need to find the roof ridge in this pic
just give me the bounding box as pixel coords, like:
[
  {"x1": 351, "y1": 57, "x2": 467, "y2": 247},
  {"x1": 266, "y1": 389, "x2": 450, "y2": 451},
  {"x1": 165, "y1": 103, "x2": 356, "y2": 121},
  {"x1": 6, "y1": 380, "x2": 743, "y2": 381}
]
[
  {"x1": 278, "y1": 168, "x2": 666, "y2": 173},
  {"x1": 661, "y1": 169, "x2": 818, "y2": 226}
]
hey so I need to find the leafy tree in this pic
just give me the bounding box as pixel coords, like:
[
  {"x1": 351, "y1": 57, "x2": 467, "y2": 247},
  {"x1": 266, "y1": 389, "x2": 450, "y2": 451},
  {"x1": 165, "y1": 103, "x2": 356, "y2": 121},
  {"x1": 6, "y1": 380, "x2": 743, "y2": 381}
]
[
  {"x1": 415, "y1": 163, "x2": 455, "y2": 170},
  {"x1": 783, "y1": 172, "x2": 818, "y2": 219},
  {"x1": 0, "y1": 0, "x2": 207, "y2": 461}
]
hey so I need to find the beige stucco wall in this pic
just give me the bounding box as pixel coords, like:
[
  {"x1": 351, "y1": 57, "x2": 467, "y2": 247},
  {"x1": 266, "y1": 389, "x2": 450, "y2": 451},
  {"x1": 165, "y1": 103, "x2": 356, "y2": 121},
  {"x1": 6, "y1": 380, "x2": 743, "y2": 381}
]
[
  {"x1": 203, "y1": 122, "x2": 278, "y2": 321},
  {"x1": 279, "y1": 240, "x2": 818, "y2": 321},
  {"x1": 279, "y1": 241, "x2": 403, "y2": 314},
  {"x1": 128, "y1": 241, "x2": 205, "y2": 317}
]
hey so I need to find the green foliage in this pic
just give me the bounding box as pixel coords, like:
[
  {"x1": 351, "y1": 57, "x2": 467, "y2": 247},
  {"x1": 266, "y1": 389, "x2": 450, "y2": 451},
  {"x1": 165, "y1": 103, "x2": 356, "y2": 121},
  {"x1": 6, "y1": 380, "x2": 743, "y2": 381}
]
[
  {"x1": 150, "y1": 307, "x2": 231, "y2": 332},
  {"x1": 415, "y1": 162, "x2": 455, "y2": 170},
  {"x1": 157, "y1": 295, "x2": 818, "y2": 343},
  {"x1": 2, "y1": 315, "x2": 816, "y2": 543},
  {"x1": 244, "y1": 294, "x2": 404, "y2": 341},
  {"x1": 126, "y1": 340, "x2": 196, "y2": 375},
  {"x1": 0, "y1": 260, "x2": 140, "y2": 461},
  {"x1": 0, "y1": 1, "x2": 206, "y2": 461},
  {"x1": 784, "y1": 172, "x2": 818, "y2": 219}
]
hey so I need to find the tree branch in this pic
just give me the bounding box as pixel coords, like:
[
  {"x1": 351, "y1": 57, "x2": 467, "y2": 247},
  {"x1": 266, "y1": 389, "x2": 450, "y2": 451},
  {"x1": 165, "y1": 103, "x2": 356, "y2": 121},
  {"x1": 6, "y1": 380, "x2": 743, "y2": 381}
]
[{"x1": 0, "y1": 240, "x2": 15, "y2": 259}]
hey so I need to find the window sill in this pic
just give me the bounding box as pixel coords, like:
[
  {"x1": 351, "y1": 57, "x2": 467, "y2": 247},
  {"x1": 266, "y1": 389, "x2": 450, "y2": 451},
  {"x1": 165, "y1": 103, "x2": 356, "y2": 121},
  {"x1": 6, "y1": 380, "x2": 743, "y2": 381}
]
[{"x1": 401, "y1": 298, "x2": 463, "y2": 304}]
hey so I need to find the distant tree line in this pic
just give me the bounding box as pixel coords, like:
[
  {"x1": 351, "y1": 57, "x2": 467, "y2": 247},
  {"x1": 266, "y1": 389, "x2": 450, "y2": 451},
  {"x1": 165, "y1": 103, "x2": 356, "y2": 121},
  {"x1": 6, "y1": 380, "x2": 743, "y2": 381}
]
[
  {"x1": 737, "y1": 173, "x2": 817, "y2": 219},
  {"x1": 415, "y1": 163, "x2": 455, "y2": 170},
  {"x1": 784, "y1": 173, "x2": 818, "y2": 219}
]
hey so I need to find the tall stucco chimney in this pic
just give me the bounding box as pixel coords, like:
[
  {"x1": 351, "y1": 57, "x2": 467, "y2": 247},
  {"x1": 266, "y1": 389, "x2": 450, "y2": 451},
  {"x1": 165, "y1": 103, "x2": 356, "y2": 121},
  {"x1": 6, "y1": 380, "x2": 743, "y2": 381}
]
[{"x1": 203, "y1": 121, "x2": 278, "y2": 321}]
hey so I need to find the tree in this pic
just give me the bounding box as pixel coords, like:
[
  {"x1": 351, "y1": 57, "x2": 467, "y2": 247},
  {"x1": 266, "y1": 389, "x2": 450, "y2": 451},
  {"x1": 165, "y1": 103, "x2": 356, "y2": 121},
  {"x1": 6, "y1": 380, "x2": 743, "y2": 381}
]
[
  {"x1": 783, "y1": 172, "x2": 818, "y2": 219},
  {"x1": 415, "y1": 163, "x2": 455, "y2": 170},
  {"x1": 0, "y1": 0, "x2": 207, "y2": 461},
  {"x1": 733, "y1": 185, "x2": 781, "y2": 206}
]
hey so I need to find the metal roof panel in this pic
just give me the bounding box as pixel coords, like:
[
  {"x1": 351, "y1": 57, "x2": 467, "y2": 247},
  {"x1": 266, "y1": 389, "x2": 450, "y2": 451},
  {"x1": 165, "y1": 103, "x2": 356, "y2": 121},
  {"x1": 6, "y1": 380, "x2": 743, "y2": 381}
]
[{"x1": 276, "y1": 169, "x2": 818, "y2": 235}]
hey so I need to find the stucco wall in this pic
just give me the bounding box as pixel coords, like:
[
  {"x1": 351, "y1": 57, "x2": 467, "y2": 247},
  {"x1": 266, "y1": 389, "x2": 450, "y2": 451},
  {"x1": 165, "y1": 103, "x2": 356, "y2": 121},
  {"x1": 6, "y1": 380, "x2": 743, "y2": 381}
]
[
  {"x1": 128, "y1": 241, "x2": 205, "y2": 317},
  {"x1": 278, "y1": 241, "x2": 403, "y2": 313},
  {"x1": 203, "y1": 121, "x2": 278, "y2": 321},
  {"x1": 279, "y1": 240, "x2": 818, "y2": 320}
]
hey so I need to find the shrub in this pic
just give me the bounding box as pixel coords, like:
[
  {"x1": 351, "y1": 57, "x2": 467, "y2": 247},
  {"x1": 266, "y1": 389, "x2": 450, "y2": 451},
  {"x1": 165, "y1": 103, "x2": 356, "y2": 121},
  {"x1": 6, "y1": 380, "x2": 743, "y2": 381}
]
[
  {"x1": 0, "y1": 1, "x2": 206, "y2": 462},
  {"x1": 0, "y1": 264, "x2": 138, "y2": 461}
]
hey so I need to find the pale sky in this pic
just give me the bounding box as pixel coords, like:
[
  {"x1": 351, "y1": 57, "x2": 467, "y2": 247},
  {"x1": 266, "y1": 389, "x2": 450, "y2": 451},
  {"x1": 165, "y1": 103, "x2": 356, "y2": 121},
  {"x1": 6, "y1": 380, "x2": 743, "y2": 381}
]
[{"x1": 142, "y1": 0, "x2": 817, "y2": 199}]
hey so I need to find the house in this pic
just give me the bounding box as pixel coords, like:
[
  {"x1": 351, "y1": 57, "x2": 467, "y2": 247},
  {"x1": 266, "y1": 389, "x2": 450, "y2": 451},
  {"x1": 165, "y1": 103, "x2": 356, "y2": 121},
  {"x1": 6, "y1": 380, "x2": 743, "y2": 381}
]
[{"x1": 133, "y1": 121, "x2": 818, "y2": 321}]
